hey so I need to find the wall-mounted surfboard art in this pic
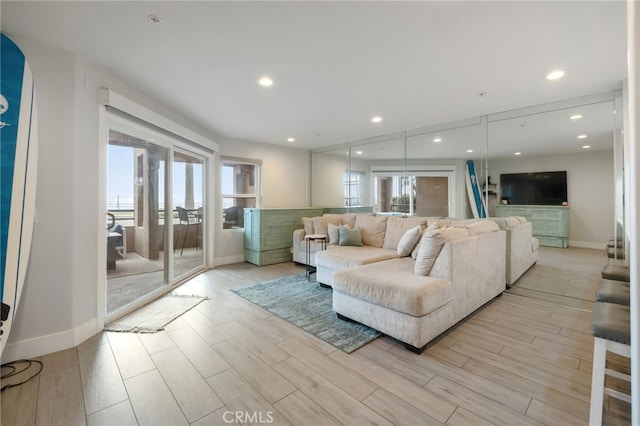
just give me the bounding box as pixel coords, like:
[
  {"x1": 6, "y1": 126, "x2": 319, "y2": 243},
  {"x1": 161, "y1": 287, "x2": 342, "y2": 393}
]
[
  {"x1": 465, "y1": 160, "x2": 486, "y2": 219},
  {"x1": 1, "y1": 33, "x2": 38, "y2": 358}
]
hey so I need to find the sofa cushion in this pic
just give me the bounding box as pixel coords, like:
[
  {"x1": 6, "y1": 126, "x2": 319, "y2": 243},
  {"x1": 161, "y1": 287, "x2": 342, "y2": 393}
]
[
  {"x1": 414, "y1": 227, "x2": 469, "y2": 276},
  {"x1": 302, "y1": 217, "x2": 315, "y2": 235},
  {"x1": 382, "y1": 216, "x2": 428, "y2": 250},
  {"x1": 466, "y1": 220, "x2": 500, "y2": 236},
  {"x1": 339, "y1": 225, "x2": 363, "y2": 246},
  {"x1": 354, "y1": 214, "x2": 388, "y2": 248},
  {"x1": 315, "y1": 246, "x2": 398, "y2": 270},
  {"x1": 327, "y1": 223, "x2": 340, "y2": 245},
  {"x1": 396, "y1": 225, "x2": 423, "y2": 257},
  {"x1": 411, "y1": 224, "x2": 438, "y2": 259},
  {"x1": 313, "y1": 215, "x2": 342, "y2": 236},
  {"x1": 341, "y1": 213, "x2": 357, "y2": 228},
  {"x1": 332, "y1": 258, "x2": 453, "y2": 317}
]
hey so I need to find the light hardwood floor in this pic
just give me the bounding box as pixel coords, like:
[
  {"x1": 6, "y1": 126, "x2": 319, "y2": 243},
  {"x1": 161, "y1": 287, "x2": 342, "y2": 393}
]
[{"x1": 1, "y1": 247, "x2": 631, "y2": 425}]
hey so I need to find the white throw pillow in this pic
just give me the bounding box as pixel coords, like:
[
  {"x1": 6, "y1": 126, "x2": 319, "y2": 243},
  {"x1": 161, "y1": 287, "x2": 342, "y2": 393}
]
[
  {"x1": 397, "y1": 225, "x2": 423, "y2": 257},
  {"x1": 414, "y1": 230, "x2": 446, "y2": 276},
  {"x1": 327, "y1": 223, "x2": 343, "y2": 245},
  {"x1": 414, "y1": 226, "x2": 470, "y2": 275}
]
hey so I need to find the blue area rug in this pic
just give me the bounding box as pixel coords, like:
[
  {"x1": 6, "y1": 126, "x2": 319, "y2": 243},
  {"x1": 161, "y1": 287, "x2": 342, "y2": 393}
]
[{"x1": 232, "y1": 274, "x2": 380, "y2": 353}]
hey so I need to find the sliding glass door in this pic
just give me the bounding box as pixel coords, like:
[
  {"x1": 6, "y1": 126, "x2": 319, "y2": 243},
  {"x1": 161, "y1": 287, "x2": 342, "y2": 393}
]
[
  {"x1": 105, "y1": 117, "x2": 208, "y2": 321},
  {"x1": 172, "y1": 149, "x2": 205, "y2": 279}
]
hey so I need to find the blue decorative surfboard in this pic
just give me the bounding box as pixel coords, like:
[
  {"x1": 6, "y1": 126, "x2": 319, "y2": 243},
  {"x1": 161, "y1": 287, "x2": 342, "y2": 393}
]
[
  {"x1": 1, "y1": 33, "x2": 39, "y2": 357},
  {"x1": 465, "y1": 160, "x2": 486, "y2": 219}
]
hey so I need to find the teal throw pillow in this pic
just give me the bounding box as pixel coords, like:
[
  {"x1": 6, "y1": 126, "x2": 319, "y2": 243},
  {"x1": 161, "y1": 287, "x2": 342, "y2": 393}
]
[{"x1": 339, "y1": 225, "x2": 363, "y2": 246}]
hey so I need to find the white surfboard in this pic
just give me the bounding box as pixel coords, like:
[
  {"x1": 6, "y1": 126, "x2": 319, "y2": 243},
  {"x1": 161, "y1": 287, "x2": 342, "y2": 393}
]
[
  {"x1": 1, "y1": 33, "x2": 39, "y2": 357},
  {"x1": 465, "y1": 160, "x2": 486, "y2": 219}
]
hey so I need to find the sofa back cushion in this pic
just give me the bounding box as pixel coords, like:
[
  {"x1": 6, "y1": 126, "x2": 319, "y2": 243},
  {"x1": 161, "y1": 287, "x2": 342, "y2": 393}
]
[
  {"x1": 312, "y1": 215, "x2": 342, "y2": 236},
  {"x1": 466, "y1": 219, "x2": 500, "y2": 236},
  {"x1": 302, "y1": 217, "x2": 315, "y2": 235},
  {"x1": 382, "y1": 216, "x2": 428, "y2": 250},
  {"x1": 354, "y1": 214, "x2": 388, "y2": 248},
  {"x1": 414, "y1": 227, "x2": 470, "y2": 276},
  {"x1": 489, "y1": 216, "x2": 526, "y2": 229}
]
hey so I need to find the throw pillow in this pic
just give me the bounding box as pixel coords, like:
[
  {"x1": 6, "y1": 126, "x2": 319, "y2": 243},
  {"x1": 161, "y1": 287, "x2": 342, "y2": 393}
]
[
  {"x1": 411, "y1": 223, "x2": 437, "y2": 259},
  {"x1": 397, "y1": 225, "x2": 423, "y2": 257},
  {"x1": 414, "y1": 230, "x2": 446, "y2": 276},
  {"x1": 338, "y1": 225, "x2": 363, "y2": 246},
  {"x1": 327, "y1": 223, "x2": 343, "y2": 245},
  {"x1": 414, "y1": 226, "x2": 469, "y2": 275}
]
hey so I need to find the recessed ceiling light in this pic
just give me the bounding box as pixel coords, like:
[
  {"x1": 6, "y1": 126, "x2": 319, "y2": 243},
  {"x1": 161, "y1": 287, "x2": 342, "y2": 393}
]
[
  {"x1": 569, "y1": 114, "x2": 583, "y2": 120},
  {"x1": 287, "y1": 137, "x2": 295, "y2": 142},
  {"x1": 514, "y1": 152, "x2": 522, "y2": 156},
  {"x1": 258, "y1": 77, "x2": 273, "y2": 87},
  {"x1": 546, "y1": 70, "x2": 566, "y2": 80},
  {"x1": 371, "y1": 116, "x2": 382, "y2": 123},
  {"x1": 582, "y1": 145, "x2": 591, "y2": 149},
  {"x1": 356, "y1": 150, "x2": 363, "y2": 155},
  {"x1": 577, "y1": 134, "x2": 588, "y2": 139},
  {"x1": 433, "y1": 138, "x2": 442, "y2": 143},
  {"x1": 466, "y1": 149, "x2": 473, "y2": 153}
]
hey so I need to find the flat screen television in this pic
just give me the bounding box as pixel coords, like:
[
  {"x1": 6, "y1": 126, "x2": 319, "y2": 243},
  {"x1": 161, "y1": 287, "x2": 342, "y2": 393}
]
[{"x1": 500, "y1": 171, "x2": 567, "y2": 205}]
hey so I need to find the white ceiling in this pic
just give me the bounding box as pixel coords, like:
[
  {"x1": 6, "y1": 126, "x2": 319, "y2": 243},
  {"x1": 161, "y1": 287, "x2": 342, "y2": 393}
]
[{"x1": 1, "y1": 1, "x2": 628, "y2": 156}]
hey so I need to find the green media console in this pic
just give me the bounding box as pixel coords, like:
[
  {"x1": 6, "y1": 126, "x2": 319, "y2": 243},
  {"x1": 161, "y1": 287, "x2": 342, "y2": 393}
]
[{"x1": 495, "y1": 205, "x2": 569, "y2": 248}]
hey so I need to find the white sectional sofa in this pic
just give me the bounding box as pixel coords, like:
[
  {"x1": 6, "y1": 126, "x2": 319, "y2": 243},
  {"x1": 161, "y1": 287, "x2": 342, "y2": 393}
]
[
  {"x1": 293, "y1": 213, "x2": 508, "y2": 352},
  {"x1": 489, "y1": 216, "x2": 539, "y2": 286}
]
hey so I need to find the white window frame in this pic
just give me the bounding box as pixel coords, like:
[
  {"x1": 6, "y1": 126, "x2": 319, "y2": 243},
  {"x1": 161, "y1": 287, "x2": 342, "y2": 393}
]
[
  {"x1": 221, "y1": 156, "x2": 262, "y2": 229},
  {"x1": 344, "y1": 171, "x2": 364, "y2": 207},
  {"x1": 370, "y1": 165, "x2": 457, "y2": 217}
]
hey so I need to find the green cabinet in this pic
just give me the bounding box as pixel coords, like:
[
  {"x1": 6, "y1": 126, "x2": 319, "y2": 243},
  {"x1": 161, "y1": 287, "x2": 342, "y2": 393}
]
[
  {"x1": 244, "y1": 208, "x2": 324, "y2": 265},
  {"x1": 244, "y1": 207, "x2": 374, "y2": 265},
  {"x1": 495, "y1": 205, "x2": 569, "y2": 248}
]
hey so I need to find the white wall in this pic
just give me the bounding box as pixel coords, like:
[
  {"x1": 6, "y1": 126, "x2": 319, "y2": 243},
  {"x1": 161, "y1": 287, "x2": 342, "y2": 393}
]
[
  {"x1": 3, "y1": 35, "x2": 310, "y2": 361},
  {"x1": 489, "y1": 150, "x2": 614, "y2": 248},
  {"x1": 214, "y1": 138, "x2": 309, "y2": 265}
]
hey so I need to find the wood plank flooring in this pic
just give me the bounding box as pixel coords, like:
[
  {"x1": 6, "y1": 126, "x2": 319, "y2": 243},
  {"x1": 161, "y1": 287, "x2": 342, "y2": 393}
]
[{"x1": 1, "y1": 247, "x2": 631, "y2": 425}]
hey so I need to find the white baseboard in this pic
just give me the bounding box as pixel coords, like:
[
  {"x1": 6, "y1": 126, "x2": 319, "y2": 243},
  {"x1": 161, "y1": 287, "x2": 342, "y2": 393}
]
[
  {"x1": 2, "y1": 318, "x2": 99, "y2": 363},
  {"x1": 214, "y1": 254, "x2": 246, "y2": 267},
  {"x1": 569, "y1": 240, "x2": 607, "y2": 250}
]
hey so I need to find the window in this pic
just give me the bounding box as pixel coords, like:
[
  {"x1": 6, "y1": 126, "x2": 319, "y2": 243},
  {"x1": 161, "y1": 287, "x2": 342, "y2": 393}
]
[
  {"x1": 222, "y1": 158, "x2": 261, "y2": 228},
  {"x1": 344, "y1": 172, "x2": 363, "y2": 206}
]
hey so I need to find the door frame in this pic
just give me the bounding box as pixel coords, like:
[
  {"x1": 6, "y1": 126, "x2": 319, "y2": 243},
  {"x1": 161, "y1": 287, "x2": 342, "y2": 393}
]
[{"x1": 98, "y1": 104, "x2": 216, "y2": 327}]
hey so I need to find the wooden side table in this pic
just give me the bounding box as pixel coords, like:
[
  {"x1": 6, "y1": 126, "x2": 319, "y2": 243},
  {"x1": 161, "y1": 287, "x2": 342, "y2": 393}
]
[{"x1": 305, "y1": 234, "x2": 327, "y2": 281}]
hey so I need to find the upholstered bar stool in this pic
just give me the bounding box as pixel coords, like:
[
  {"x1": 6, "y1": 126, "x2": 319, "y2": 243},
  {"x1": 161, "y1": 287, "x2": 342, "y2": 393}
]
[
  {"x1": 601, "y1": 264, "x2": 630, "y2": 282},
  {"x1": 595, "y1": 279, "x2": 630, "y2": 306},
  {"x1": 589, "y1": 302, "x2": 631, "y2": 425}
]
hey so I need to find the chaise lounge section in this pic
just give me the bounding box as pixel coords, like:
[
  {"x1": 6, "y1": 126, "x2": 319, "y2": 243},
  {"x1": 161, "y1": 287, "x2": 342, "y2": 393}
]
[{"x1": 331, "y1": 221, "x2": 506, "y2": 352}]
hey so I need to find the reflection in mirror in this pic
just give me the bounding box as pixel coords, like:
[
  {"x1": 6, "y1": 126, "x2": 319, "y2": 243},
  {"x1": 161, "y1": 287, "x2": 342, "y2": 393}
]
[
  {"x1": 405, "y1": 122, "x2": 484, "y2": 218},
  {"x1": 350, "y1": 133, "x2": 405, "y2": 215},
  {"x1": 310, "y1": 144, "x2": 349, "y2": 208},
  {"x1": 487, "y1": 98, "x2": 617, "y2": 247}
]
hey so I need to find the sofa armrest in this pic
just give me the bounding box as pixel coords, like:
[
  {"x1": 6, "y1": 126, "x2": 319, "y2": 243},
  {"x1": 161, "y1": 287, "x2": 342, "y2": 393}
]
[{"x1": 293, "y1": 228, "x2": 306, "y2": 253}]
